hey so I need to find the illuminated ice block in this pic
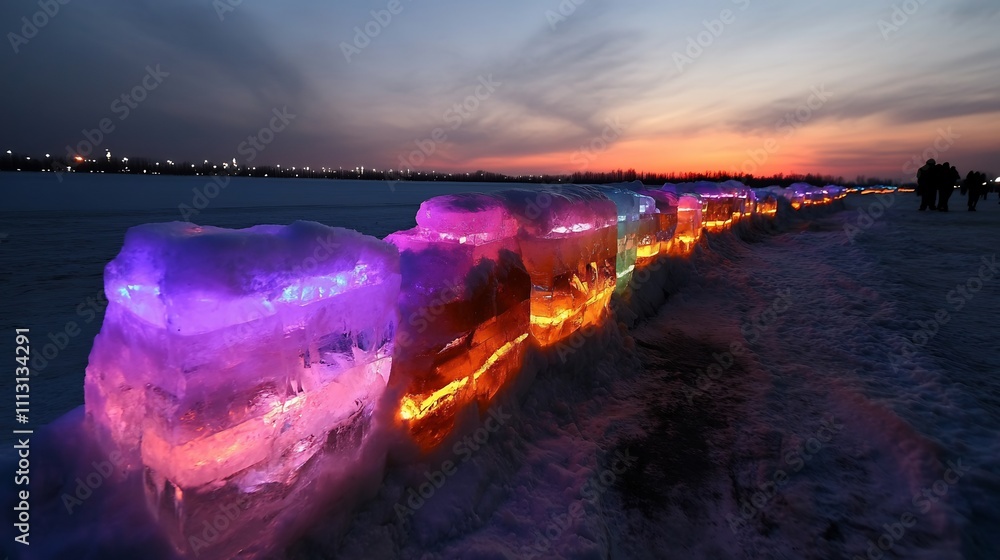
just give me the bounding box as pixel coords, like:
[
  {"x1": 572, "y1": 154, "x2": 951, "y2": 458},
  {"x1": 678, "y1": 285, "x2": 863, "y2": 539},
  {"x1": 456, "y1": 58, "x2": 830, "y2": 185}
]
[
  {"x1": 824, "y1": 185, "x2": 847, "y2": 200},
  {"x1": 785, "y1": 183, "x2": 812, "y2": 208},
  {"x1": 664, "y1": 182, "x2": 731, "y2": 231},
  {"x1": 84, "y1": 221, "x2": 400, "y2": 556},
  {"x1": 752, "y1": 188, "x2": 780, "y2": 217},
  {"x1": 499, "y1": 186, "x2": 618, "y2": 346},
  {"x1": 632, "y1": 191, "x2": 660, "y2": 267},
  {"x1": 595, "y1": 187, "x2": 641, "y2": 294},
  {"x1": 387, "y1": 194, "x2": 529, "y2": 449},
  {"x1": 630, "y1": 188, "x2": 678, "y2": 256},
  {"x1": 720, "y1": 180, "x2": 754, "y2": 219},
  {"x1": 790, "y1": 183, "x2": 828, "y2": 206},
  {"x1": 671, "y1": 192, "x2": 704, "y2": 253},
  {"x1": 613, "y1": 184, "x2": 662, "y2": 267}
]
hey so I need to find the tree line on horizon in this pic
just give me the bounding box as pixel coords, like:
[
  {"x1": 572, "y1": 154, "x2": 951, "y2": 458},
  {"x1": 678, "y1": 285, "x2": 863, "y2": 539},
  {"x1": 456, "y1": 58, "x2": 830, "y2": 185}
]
[{"x1": 0, "y1": 151, "x2": 902, "y2": 188}]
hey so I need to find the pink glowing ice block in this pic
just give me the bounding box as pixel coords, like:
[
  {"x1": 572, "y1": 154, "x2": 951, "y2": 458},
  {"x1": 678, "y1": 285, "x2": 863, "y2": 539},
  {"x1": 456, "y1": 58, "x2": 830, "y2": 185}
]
[
  {"x1": 85, "y1": 220, "x2": 400, "y2": 489},
  {"x1": 386, "y1": 193, "x2": 530, "y2": 447},
  {"x1": 671, "y1": 193, "x2": 704, "y2": 252}
]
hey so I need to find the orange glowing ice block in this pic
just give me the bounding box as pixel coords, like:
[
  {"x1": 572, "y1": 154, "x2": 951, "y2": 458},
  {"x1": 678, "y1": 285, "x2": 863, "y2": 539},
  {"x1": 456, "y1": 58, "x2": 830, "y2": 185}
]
[
  {"x1": 387, "y1": 193, "x2": 531, "y2": 449},
  {"x1": 500, "y1": 186, "x2": 618, "y2": 347}
]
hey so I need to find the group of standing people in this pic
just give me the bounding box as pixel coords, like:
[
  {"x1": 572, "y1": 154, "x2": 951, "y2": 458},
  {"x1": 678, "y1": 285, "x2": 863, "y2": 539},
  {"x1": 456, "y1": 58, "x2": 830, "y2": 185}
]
[
  {"x1": 961, "y1": 170, "x2": 992, "y2": 211},
  {"x1": 916, "y1": 159, "x2": 961, "y2": 211},
  {"x1": 916, "y1": 159, "x2": 994, "y2": 212}
]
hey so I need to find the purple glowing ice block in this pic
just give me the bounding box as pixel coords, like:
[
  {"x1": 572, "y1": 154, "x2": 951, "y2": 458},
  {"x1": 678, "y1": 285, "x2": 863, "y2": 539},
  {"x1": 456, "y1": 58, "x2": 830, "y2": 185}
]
[{"x1": 84, "y1": 221, "x2": 400, "y2": 556}]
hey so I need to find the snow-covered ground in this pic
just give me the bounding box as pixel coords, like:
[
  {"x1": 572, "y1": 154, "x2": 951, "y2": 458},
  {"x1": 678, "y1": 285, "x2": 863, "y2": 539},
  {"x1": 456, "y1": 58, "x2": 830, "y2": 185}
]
[
  {"x1": 321, "y1": 194, "x2": 999, "y2": 559},
  {"x1": 1, "y1": 178, "x2": 998, "y2": 559}
]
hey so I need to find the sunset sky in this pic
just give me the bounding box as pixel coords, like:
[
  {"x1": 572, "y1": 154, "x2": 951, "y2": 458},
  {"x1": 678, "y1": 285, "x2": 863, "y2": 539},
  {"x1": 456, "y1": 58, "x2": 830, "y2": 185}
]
[{"x1": 2, "y1": 0, "x2": 998, "y2": 180}]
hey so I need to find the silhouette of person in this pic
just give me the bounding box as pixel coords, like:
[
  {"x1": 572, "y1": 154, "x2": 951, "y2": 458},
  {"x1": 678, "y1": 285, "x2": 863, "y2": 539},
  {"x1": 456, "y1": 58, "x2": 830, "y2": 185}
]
[
  {"x1": 936, "y1": 162, "x2": 959, "y2": 212},
  {"x1": 964, "y1": 171, "x2": 980, "y2": 211},
  {"x1": 917, "y1": 159, "x2": 937, "y2": 211}
]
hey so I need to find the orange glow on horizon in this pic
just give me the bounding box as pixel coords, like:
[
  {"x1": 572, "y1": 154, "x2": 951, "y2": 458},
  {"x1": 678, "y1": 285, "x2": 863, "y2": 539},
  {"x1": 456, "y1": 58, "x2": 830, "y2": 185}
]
[{"x1": 394, "y1": 112, "x2": 1000, "y2": 180}]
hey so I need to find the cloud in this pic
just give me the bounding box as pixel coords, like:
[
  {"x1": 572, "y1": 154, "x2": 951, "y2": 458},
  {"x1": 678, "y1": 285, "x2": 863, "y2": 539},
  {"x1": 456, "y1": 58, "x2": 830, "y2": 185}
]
[{"x1": 1, "y1": 0, "x2": 998, "y2": 176}]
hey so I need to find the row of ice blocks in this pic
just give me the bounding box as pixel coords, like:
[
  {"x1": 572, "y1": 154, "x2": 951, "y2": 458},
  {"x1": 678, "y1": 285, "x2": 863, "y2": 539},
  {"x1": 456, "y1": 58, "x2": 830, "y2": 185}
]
[
  {"x1": 665, "y1": 182, "x2": 746, "y2": 232},
  {"x1": 385, "y1": 187, "x2": 624, "y2": 446},
  {"x1": 76, "y1": 183, "x2": 795, "y2": 553},
  {"x1": 84, "y1": 222, "x2": 401, "y2": 528},
  {"x1": 621, "y1": 185, "x2": 685, "y2": 257}
]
